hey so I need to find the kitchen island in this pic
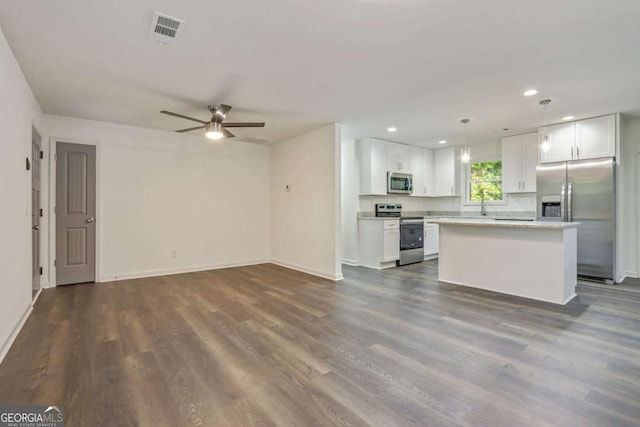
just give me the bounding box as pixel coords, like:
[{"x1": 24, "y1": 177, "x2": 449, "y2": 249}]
[{"x1": 427, "y1": 218, "x2": 580, "y2": 305}]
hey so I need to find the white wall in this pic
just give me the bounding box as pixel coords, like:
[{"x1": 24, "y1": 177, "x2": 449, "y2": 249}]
[
  {"x1": 271, "y1": 124, "x2": 342, "y2": 280},
  {"x1": 43, "y1": 115, "x2": 271, "y2": 282},
  {"x1": 0, "y1": 26, "x2": 43, "y2": 359},
  {"x1": 341, "y1": 140, "x2": 359, "y2": 264}
]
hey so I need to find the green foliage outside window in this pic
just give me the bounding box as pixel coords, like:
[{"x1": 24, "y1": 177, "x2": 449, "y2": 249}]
[{"x1": 469, "y1": 160, "x2": 503, "y2": 202}]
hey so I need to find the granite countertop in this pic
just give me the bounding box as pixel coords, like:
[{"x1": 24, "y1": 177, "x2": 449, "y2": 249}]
[{"x1": 426, "y1": 218, "x2": 580, "y2": 229}]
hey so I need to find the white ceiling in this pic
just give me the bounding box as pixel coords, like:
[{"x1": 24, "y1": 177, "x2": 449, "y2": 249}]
[{"x1": 1, "y1": 0, "x2": 640, "y2": 147}]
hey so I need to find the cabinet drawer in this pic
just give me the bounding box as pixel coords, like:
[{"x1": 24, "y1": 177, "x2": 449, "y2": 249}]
[{"x1": 383, "y1": 220, "x2": 399, "y2": 229}]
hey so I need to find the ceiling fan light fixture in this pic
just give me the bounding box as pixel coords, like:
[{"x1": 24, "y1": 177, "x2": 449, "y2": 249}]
[{"x1": 205, "y1": 122, "x2": 224, "y2": 140}]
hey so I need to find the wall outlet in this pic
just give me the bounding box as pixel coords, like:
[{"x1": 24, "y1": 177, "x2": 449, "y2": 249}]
[{"x1": 171, "y1": 250, "x2": 178, "y2": 258}]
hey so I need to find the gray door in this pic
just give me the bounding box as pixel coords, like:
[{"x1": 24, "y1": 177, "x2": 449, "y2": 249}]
[
  {"x1": 567, "y1": 158, "x2": 615, "y2": 280},
  {"x1": 31, "y1": 127, "x2": 42, "y2": 296},
  {"x1": 56, "y1": 142, "x2": 96, "y2": 285}
]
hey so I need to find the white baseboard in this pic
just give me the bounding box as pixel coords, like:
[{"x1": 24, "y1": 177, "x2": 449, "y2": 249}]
[
  {"x1": 270, "y1": 259, "x2": 343, "y2": 281},
  {"x1": 342, "y1": 258, "x2": 359, "y2": 266},
  {"x1": 99, "y1": 259, "x2": 270, "y2": 282},
  {"x1": 623, "y1": 270, "x2": 639, "y2": 279},
  {"x1": 0, "y1": 294, "x2": 39, "y2": 365}
]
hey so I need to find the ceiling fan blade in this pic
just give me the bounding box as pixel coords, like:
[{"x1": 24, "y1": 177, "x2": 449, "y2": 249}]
[
  {"x1": 176, "y1": 125, "x2": 205, "y2": 133},
  {"x1": 216, "y1": 104, "x2": 232, "y2": 119},
  {"x1": 222, "y1": 127, "x2": 235, "y2": 138},
  {"x1": 222, "y1": 122, "x2": 265, "y2": 128},
  {"x1": 161, "y1": 110, "x2": 207, "y2": 124},
  {"x1": 236, "y1": 137, "x2": 269, "y2": 144}
]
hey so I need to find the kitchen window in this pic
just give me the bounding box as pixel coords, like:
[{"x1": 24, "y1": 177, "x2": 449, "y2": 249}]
[{"x1": 467, "y1": 160, "x2": 503, "y2": 202}]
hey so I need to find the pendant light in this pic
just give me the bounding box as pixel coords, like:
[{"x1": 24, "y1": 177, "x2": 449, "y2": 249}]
[
  {"x1": 460, "y1": 118, "x2": 471, "y2": 163},
  {"x1": 539, "y1": 99, "x2": 552, "y2": 152}
]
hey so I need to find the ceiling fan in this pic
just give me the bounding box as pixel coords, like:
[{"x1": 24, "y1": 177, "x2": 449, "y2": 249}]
[{"x1": 160, "y1": 104, "x2": 265, "y2": 141}]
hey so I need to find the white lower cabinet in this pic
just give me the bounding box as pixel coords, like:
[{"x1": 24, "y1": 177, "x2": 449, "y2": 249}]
[
  {"x1": 424, "y1": 222, "x2": 439, "y2": 258},
  {"x1": 358, "y1": 219, "x2": 399, "y2": 269},
  {"x1": 383, "y1": 221, "x2": 400, "y2": 262}
]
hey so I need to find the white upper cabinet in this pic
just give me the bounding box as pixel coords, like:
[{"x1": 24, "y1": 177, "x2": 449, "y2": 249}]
[
  {"x1": 539, "y1": 122, "x2": 575, "y2": 163},
  {"x1": 424, "y1": 149, "x2": 435, "y2": 196},
  {"x1": 502, "y1": 132, "x2": 538, "y2": 193},
  {"x1": 576, "y1": 115, "x2": 615, "y2": 160},
  {"x1": 539, "y1": 114, "x2": 616, "y2": 163},
  {"x1": 409, "y1": 146, "x2": 435, "y2": 197},
  {"x1": 387, "y1": 142, "x2": 411, "y2": 173},
  {"x1": 434, "y1": 147, "x2": 460, "y2": 196},
  {"x1": 521, "y1": 132, "x2": 538, "y2": 191},
  {"x1": 357, "y1": 138, "x2": 387, "y2": 195},
  {"x1": 410, "y1": 146, "x2": 425, "y2": 197},
  {"x1": 502, "y1": 135, "x2": 522, "y2": 193}
]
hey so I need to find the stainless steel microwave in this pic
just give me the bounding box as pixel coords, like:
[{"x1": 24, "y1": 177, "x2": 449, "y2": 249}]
[{"x1": 387, "y1": 172, "x2": 413, "y2": 194}]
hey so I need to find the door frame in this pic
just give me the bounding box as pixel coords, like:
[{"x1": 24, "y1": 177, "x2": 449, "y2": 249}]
[
  {"x1": 30, "y1": 122, "x2": 45, "y2": 294},
  {"x1": 48, "y1": 137, "x2": 102, "y2": 286},
  {"x1": 31, "y1": 125, "x2": 42, "y2": 295}
]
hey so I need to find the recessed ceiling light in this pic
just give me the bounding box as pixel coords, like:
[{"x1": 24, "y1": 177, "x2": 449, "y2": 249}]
[
  {"x1": 438, "y1": 140, "x2": 447, "y2": 144},
  {"x1": 523, "y1": 89, "x2": 538, "y2": 97},
  {"x1": 387, "y1": 127, "x2": 397, "y2": 132},
  {"x1": 562, "y1": 116, "x2": 575, "y2": 121}
]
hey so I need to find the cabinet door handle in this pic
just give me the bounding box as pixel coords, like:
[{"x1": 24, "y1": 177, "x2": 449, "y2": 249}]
[
  {"x1": 576, "y1": 146, "x2": 580, "y2": 158},
  {"x1": 522, "y1": 181, "x2": 525, "y2": 190},
  {"x1": 518, "y1": 181, "x2": 521, "y2": 189},
  {"x1": 571, "y1": 146, "x2": 574, "y2": 159},
  {"x1": 450, "y1": 186, "x2": 453, "y2": 194}
]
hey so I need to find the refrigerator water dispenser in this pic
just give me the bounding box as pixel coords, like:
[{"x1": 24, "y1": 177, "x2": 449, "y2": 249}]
[{"x1": 540, "y1": 196, "x2": 562, "y2": 218}]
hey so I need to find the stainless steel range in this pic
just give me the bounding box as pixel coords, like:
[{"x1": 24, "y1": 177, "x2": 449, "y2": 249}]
[
  {"x1": 374, "y1": 204, "x2": 424, "y2": 266},
  {"x1": 398, "y1": 217, "x2": 424, "y2": 265}
]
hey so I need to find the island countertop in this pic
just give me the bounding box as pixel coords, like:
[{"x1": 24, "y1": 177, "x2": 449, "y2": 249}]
[{"x1": 426, "y1": 218, "x2": 580, "y2": 229}]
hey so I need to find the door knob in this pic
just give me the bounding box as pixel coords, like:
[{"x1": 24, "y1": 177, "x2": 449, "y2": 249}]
[
  {"x1": 32, "y1": 225, "x2": 40, "y2": 231},
  {"x1": 86, "y1": 217, "x2": 95, "y2": 223}
]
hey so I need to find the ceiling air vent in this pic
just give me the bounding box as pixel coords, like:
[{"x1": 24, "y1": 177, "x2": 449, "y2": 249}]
[{"x1": 149, "y1": 12, "x2": 185, "y2": 45}]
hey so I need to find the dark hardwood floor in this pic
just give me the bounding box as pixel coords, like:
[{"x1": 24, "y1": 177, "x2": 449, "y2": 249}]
[{"x1": 1, "y1": 261, "x2": 639, "y2": 426}]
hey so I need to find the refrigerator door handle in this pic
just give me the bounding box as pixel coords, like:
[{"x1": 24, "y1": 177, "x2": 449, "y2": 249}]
[
  {"x1": 567, "y1": 182, "x2": 573, "y2": 222},
  {"x1": 560, "y1": 183, "x2": 566, "y2": 221}
]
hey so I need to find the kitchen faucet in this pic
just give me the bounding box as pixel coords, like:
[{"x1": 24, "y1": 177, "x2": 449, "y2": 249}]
[{"x1": 480, "y1": 193, "x2": 488, "y2": 217}]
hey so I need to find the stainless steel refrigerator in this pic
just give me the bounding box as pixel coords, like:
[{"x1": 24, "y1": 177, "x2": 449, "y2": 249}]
[{"x1": 536, "y1": 157, "x2": 615, "y2": 283}]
